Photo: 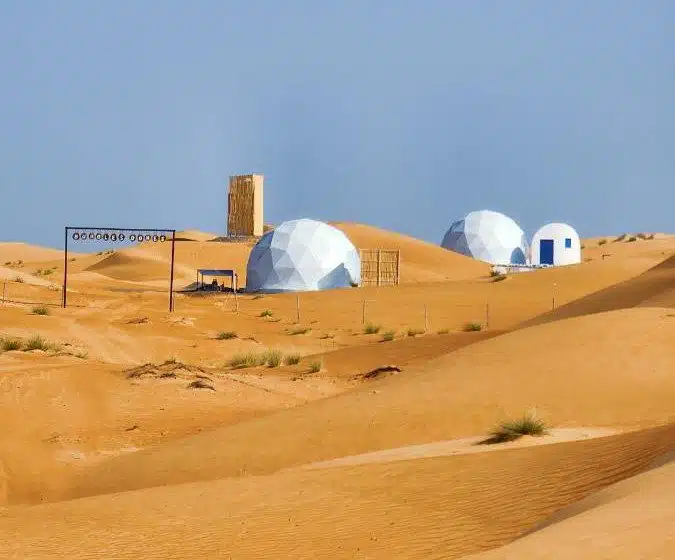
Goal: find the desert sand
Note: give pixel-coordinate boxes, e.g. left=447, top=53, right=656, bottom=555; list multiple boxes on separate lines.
left=1, top=225, right=674, bottom=558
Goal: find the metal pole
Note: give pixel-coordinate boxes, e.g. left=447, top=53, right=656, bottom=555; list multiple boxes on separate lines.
left=168, top=230, right=176, bottom=312
left=62, top=227, right=69, bottom=308
left=2, top=281, right=5, bottom=304
left=296, top=294, right=300, bottom=323
left=485, top=303, right=490, bottom=329
left=424, top=304, right=428, bottom=331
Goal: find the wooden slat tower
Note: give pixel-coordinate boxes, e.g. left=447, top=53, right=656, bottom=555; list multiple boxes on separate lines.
left=227, top=174, right=264, bottom=238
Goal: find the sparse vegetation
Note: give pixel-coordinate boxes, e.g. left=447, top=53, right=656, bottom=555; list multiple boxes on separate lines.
left=598, top=239, right=607, bottom=245
left=127, top=316, right=149, bottom=324
left=363, top=322, right=381, bottom=335
left=308, top=360, right=322, bottom=373
left=24, top=334, right=52, bottom=352
left=319, top=333, right=335, bottom=339
left=259, top=309, right=273, bottom=318
left=381, top=330, right=396, bottom=341
left=480, top=410, right=548, bottom=444
left=436, top=328, right=450, bottom=335
left=31, top=305, right=50, bottom=316
left=464, top=322, right=483, bottom=332
left=284, top=353, right=301, bottom=365
left=227, top=348, right=284, bottom=369
left=14, top=275, right=24, bottom=283
left=216, top=331, right=237, bottom=340
left=627, top=236, right=637, bottom=242
left=613, top=233, right=627, bottom=242
left=492, top=274, right=507, bottom=283
left=407, top=328, right=424, bottom=337
left=265, top=349, right=283, bottom=367
left=1, top=337, right=22, bottom=351
left=288, top=326, right=311, bottom=335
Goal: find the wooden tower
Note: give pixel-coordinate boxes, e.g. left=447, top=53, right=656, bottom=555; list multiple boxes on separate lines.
left=227, top=174, right=264, bottom=238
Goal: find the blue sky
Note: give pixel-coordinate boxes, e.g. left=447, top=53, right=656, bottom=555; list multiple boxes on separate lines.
left=1, top=0, right=673, bottom=249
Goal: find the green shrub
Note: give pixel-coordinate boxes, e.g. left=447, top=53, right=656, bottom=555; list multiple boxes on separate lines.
left=284, top=353, right=301, bottom=365
left=598, top=239, right=607, bottom=245
left=216, top=331, right=237, bottom=340
left=363, top=322, right=381, bottom=334
left=407, top=328, right=424, bottom=337
left=31, top=306, right=50, bottom=316
left=308, top=360, right=322, bottom=373
left=481, top=411, right=548, bottom=444
left=1, top=338, right=22, bottom=352
left=381, top=330, right=396, bottom=341
left=23, top=335, right=51, bottom=352
left=628, top=236, right=637, bottom=242
left=464, top=322, right=482, bottom=332
left=260, top=309, right=273, bottom=318
left=264, top=349, right=283, bottom=368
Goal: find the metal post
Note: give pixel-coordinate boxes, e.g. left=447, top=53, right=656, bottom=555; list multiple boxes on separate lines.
left=169, top=230, right=176, bottom=312
left=296, top=294, right=300, bottom=323
left=62, top=227, right=69, bottom=308
left=2, top=281, right=5, bottom=304
left=424, top=304, right=428, bottom=332
left=485, top=303, right=490, bottom=329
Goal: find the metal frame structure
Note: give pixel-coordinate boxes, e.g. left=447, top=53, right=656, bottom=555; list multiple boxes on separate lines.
left=196, top=269, right=238, bottom=291
left=62, top=226, right=177, bottom=312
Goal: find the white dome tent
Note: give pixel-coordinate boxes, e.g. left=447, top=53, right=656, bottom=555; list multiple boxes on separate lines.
left=441, top=210, right=530, bottom=266
left=245, top=218, right=361, bottom=292
left=531, top=223, right=581, bottom=266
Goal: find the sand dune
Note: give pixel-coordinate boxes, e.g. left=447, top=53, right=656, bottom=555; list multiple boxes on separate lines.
left=520, top=253, right=675, bottom=328
left=64, top=306, right=675, bottom=499
left=0, top=424, right=672, bottom=559
left=467, top=452, right=675, bottom=559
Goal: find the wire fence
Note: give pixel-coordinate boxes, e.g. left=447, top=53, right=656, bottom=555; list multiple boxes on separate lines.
left=1, top=279, right=560, bottom=333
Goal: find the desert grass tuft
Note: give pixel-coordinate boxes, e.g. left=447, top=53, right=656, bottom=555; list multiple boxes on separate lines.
left=1, top=337, right=22, bottom=352
left=308, top=360, right=323, bottom=373
left=464, top=322, right=482, bottom=332
left=23, top=334, right=52, bottom=352
left=31, top=305, right=50, bottom=316
left=284, top=353, right=302, bottom=365
left=363, top=322, right=381, bottom=335
left=216, top=330, right=237, bottom=340
left=480, top=411, right=548, bottom=445
left=381, top=330, right=396, bottom=342
left=259, top=309, right=273, bottom=318
left=407, top=328, right=424, bottom=337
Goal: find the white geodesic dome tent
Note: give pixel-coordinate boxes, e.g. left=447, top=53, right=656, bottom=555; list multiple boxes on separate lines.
left=245, top=218, right=361, bottom=292
left=441, top=210, right=530, bottom=265
left=531, top=223, right=581, bottom=266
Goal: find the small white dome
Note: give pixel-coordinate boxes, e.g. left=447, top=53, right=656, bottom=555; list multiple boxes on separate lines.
left=531, top=223, right=581, bottom=266
left=246, top=219, right=361, bottom=292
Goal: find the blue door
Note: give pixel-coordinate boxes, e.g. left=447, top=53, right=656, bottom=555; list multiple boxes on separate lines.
left=539, top=239, right=554, bottom=265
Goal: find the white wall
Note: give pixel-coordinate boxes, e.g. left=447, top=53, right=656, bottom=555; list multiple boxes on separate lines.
left=531, top=223, right=581, bottom=266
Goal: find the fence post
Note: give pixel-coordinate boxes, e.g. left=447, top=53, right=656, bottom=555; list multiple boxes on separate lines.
left=424, top=304, right=428, bottom=332
left=296, top=294, right=300, bottom=323
left=2, top=281, right=5, bottom=304
left=485, top=303, right=490, bottom=329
